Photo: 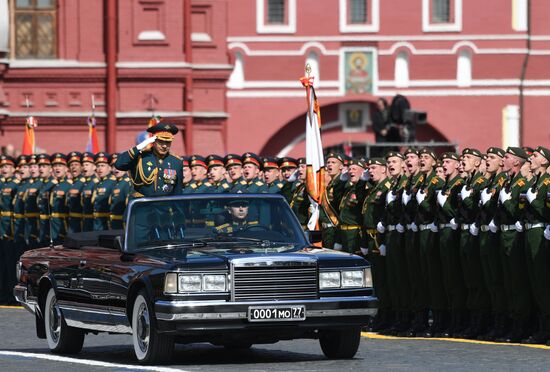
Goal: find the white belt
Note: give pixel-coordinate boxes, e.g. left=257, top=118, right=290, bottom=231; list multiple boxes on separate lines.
left=321, top=222, right=335, bottom=229
left=461, top=223, right=470, bottom=231
left=525, top=223, right=544, bottom=230
left=419, top=224, right=434, bottom=231
left=387, top=225, right=397, bottom=232
left=439, top=223, right=453, bottom=229
left=501, top=224, right=518, bottom=232
left=480, top=225, right=492, bottom=232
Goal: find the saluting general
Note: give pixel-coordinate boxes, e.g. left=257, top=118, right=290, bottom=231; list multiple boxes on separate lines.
left=115, top=123, right=183, bottom=198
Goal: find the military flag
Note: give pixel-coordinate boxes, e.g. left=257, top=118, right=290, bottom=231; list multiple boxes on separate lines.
left=86, top=95, right=99, bottom=153
left=300, top=65, right=326, bottom=231
left=22, top=115, right=37, bottom=155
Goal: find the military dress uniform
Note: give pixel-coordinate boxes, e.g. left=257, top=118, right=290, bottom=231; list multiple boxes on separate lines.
left=278, top=157, right=298, bottom=203
left=92, top=153, right=118, bottom=231
left=114, top=123, right=183, bottom=198
left=0, top=155, right=18, bottom=303
left=206, top=155, right=231, bottom=193
left=24, top=169, right=43, bottom=249
left=109, top=155, right=131, bottom=230
left=66, top=152, right=84, bottom=233
left=263, top=157, right=285, bottom=194
left=81, top=152, right=98, bottom=232
left=183, top=156, right=213, bottom=194
left=49, top=153, right=73, bottom=244
left=12, top=156, right=31, bottom=254
left=319, top=153, right=346, bottom=249
left=242, top=153, right=268, bottom=193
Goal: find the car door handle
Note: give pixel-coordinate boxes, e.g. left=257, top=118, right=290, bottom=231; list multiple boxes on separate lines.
left=79, top=260, right=87, bottom=267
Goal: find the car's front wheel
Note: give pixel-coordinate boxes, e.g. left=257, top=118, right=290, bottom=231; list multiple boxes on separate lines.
left=132, top=290, right=174, bottom=364
left=319, top=327, right=361, bottom=359
left=44, top=288, right=85, bottom=354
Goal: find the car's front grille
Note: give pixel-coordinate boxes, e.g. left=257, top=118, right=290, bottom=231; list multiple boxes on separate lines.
left=232, top=261, right=318, bottom=301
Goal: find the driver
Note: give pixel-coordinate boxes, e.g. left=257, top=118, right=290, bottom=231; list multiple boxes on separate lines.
left=214, top=200, right=259, bottom=234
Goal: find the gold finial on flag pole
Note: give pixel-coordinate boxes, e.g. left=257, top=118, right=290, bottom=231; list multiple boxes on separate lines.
left=305, top=63, right=311, bottom=77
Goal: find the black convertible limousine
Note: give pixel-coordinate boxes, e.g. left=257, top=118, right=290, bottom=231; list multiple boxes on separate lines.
left=14, top=194, right=378, bottom=364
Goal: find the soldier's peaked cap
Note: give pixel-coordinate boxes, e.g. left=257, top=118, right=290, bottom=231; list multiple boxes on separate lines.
left=206, top=154, right=225, bottom=169
left=486, top=147, right=505, bottom=158
left=17, top=155, right=30, bottom=166
left=190, top=155, right=207, bottom=168
left=462, top=148, right=483, bottom=158
left=68, top=151, right=82, bottom=164
left=147, top=123, right=178, bottom=142
left=0, top=155, right=16, bottom=166
left=348, top=158, right=367, bottom=168
left=82, top=152, right=95, bottom=163
left=369, top=158, right=387, bottom=166
left=325, top=152, right=344, bottom=163
left=37, top=154, right=51, bottom=165
left=535, top=146, right=550, bottom=162
left=385, top=151, right=404, bottom=160
left=50, top=153, right=68, bottom=165
left=262, top=157, right=279, bottom=169
left=506, top=147, right=529, bottom=160
left=94, top=152, right=110, bottom=164
left=224, top=154, right=243, bottom=167
left=419, top=147, right=438, bottom=161
left=441, top=152, right=460, bottom=161
left=278, top=157, right=297, bottom=169
left=242, top=153, right=261, bottom=167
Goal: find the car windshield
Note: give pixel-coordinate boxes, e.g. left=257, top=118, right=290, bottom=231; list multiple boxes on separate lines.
left=125, top=195, right=308, bottom=253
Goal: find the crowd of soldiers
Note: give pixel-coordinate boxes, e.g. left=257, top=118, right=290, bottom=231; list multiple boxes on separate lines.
left=1, top=122, right=549, bottom=346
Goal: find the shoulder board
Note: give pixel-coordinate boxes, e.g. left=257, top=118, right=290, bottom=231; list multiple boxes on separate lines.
left=222, top=183, right=229, bottom=189
left=215, top=223, right=229, bottom=230
left=419, top=175, right=425, bottom=184
left=401, top=180, right=407, bottom=188
left=93, top=178, right=99, bottom=183
left=384, top=181, right=392, bottom=189
left=277, top=182, right=284, bottom=189
left=517, top=180, right=525, bottom=187
left=248, top=220, right=259, bottom=225
left=255, top=181, right=264, bottom=186
left=476, top=177, right=485, bottom=184
left=240, top=180, right=247, bottom=185
left=80, top=177, right=86, bottom=182
left=498, top=177, right=505, bottom=187
left=431, top=178, right=438, bottom=185
left=172, top=154, right=182, bottom=161
left=204, top=182, right=212, bottom=187
left=67, top=179, right=73, bottom=184
left=14, top=179, right=20, bottom=184
left=544, top=179, right=550, bottom=186
left=191, top=183, right=197, bottom=189
left=52, top=179, right=58, bottom=184
left=110, top=175, right=117, bottom=181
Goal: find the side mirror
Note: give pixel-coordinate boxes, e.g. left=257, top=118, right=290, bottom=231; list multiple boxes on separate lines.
left=305, top=230, right=323, bottom=245
left=114, top=235, right=124, bottom=252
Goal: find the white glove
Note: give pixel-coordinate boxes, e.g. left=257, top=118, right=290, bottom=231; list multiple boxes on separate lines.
left=410, top=222, right=418, bottom=232
left=437, top=190, right=448, bottom=207
left=460, top=185, right=472, bottom=200
left=514, top=221, right=524, bottom=232
left=544, top=225, right=550, bottom=240
left=450, top=218, right=458, bottom=230
left=287, top=169, right=298, bottom=182
left=136, top=135, right=157, bottom=151
left=396, top=223, right=405, bottom=233
left=526, top=188, right=537, bottom=203
left=360, top=169, right=370, bottom=181
left=469, top=223, right=479, bottom=236
left=402, top=191, right=412, bottom=205
left=376, top=221, right=386, bottom=234
left=416, top=190, right=426, bottom=205
left=339, top=169, right=349, bottom=182
left=379, top=244, right=386, bottom=256
left=488, top=219, right=498, bottom=233
left=360, top=247, right=369, bottom=255
left=386, top=191, right=396, bottom=205
left=480, top=188, right=492, bottom=205
left=333, top=242, right=343, bottom=251
left=499, top=189, right=512, bottom=204
left=428, top=222, right=438, bottom=233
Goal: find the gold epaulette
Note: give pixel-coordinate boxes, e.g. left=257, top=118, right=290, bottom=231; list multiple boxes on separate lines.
left=215, top=223, right=230, bottom=231
left=191, top=183, right=197, bottom=189
left=240, top=180, right=247, bottom=185
left=52, top=179, right=58, bottom=184
left=222, top=183, right=229, bottom=189
left=110, top=175, right=117, bottom=181
left=80, top=177, right=86, bottom=182
left=277, top=182, right=284, bottom=189
left=385, top=181, right=392, bottom=188
left=93, top=178, right=99, bottom=183
left=14, top=179, right=20, bottom=184
left=205, top=182, right=212, bottom=187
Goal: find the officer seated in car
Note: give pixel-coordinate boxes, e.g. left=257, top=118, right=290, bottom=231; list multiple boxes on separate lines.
left=214, top=199, right=259, bottom=234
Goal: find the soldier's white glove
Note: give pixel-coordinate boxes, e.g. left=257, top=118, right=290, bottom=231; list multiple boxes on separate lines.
left=360, top=169, right=370, bottom=181
left=460, top=185, right=472, bottom=200
left=488, top=219, right=498, bottom=233
left=428, top=222, right=438, bottom=233
left=339, top=169, right=349, bottom=182
left=360, top=247, right=369, bottom=255
left=333, top=242, right=343, bottom=251
left=480, top=188, right=492, bottom=205
left=544, top=225, right=550, bottom=240
left=526, top=188, right=537, bottom=203
left=386, top=191, right=397, bottom=205
left=379, top=244, right=386, bottom=256
left=376, top=222, right=386, bottom=234
left=514, top=221, right=524, bottom=232
left=416, top=190, right=426, bottom=205
left=499, top=189, right=512, bottom=204
left=396, top=223, right=405, bottom=233
left=469, top=223, right=479, bottom=236
left=136, top=135, right=157, bottom=151
left=437, top=190, right=448, bottom=207
left=402, top=191, right=412, bottom=205
left=287, top=169, right=299, bottom=182
left=410, top=222, right=418, bottom=232
left=450, top=218, right=458, bottom=230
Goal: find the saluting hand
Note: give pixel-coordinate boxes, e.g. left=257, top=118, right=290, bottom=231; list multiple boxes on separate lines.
left=137, top=135, right=157, bottom=151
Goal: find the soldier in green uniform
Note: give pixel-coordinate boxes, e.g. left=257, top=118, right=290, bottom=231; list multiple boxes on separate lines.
left=24, top=155, right=42, bottom=249
left=379, top=151, right=410, bottom=335
left=241, top=153, right=268, bottom=193
left=263, top=157, right=285, bottom=194
left=214, top=199, right=259, bottom=234
left=109, top=154, right=131, bottom=230
left=114, top=123, right=183, bottom=198
left=474, top=147, right=508, bottom=341
left=206, top=155, right=231, bottom=193
left=224, top=154, right=246, bottom=192
left=289, top=158, right=310, bottom=229
left=456, top=148, right=490, bottom=338
left=495, top=147, right=532, bottom=343
left=335, top=158, right=368, bottom=254
left=92, top=152, right=117, bottom=231
left=436, top=152, right=466, bottom=337
left=181, top=157, right=192, bottom=191
left=49, top=153, right=73, bottom=244
left=0, top=155, right=18, bottom=304
left=522, top=147, right=550, bottom=344
left=37, top=154, right=56, bottom=246
left=183, top=155, right=213, bottom=194
left=278, top=157, right=298, bottom=203
left=81, top=152, right=98, bottom=232
left=66, top=152, right=84, bottom=233
left=401, top=148, right=427, bottom=336
left=12, top=156, right=31, bottom=257
left=361, top=158, right=392, bottom=331
left=319, top=153, right=346, bottom=249
left=416, top=148, right=446, bottom=337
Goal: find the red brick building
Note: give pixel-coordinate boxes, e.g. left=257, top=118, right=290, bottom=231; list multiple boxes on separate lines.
left=1, top=0, right=549, bottom=156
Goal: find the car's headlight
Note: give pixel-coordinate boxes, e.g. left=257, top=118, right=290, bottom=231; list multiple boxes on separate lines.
left=203, top=274, right=226, bottom=292
left=164, top=273, right=178, bottom=294
left=179, top=274, right=202, bottom=292
left=341, top=270, right=364, bottom=288
left=319, top=271, right=341, bottom=289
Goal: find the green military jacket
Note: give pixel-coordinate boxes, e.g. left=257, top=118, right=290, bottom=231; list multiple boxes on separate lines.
left=182, top=180, right=213, bottom=194
left=1, top=177, right=20, bottom=240
left=401, top=172, right=425, bottom=226
left=50, top=178, right=72, bottom=243
left=92, top=175, right=117, bottom=231
left=214, top=219, right=259, bottom=234
left=229, top=177, right=248, bottom=193
left=436, top=174, right=465, bottom=224
left=81, top=175, right=98, bottom=232
left=244, top=177, right=268, bottom=193
left=524, top=173, right=549, bottom=224
left=361, top=177, right=392, bottom=251
left=290, top=182, right=310, bottom=227
left=38, top=177, right=56, bottom=244
left=109, top=175, right=132, bottom=229
left=115, top=147, right=183, bottom=197
left=210, top=179, right=231, bottom=193
left=66, top=176, right=85, bottom=234
left=417, top=170, right=444, bottom=225
left=476, top=171, right=507, bottom=226
left=319, top=175, right=346, bottom=226
left=24, top=177, right=42, bottom=243
left=338, top=180, right=369, bottom=226
left=385, top=174, right=408, bottom=226
left=266, top=180, right=285, bottom=194
left=12, top=178, right=31, bottom=243
left=497, top=172, right=528, bottom=226
left=457, top=171, right=489, bottom=224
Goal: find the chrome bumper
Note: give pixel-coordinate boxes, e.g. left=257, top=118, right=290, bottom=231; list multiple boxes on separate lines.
left=14, top=284, right=39, bottom=315
left=155, top=296, right=378, bottom=321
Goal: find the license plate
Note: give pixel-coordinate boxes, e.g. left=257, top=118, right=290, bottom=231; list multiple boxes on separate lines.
left=248, top=305, right=306, bottom=322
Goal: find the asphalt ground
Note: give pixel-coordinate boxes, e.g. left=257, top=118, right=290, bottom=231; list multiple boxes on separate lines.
left=0, top=306, right=549, bottom=371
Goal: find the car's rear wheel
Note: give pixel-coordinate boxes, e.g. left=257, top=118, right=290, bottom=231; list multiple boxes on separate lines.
left=132, top=290, right=174, bottom=364
left=319, top=327, right=361, bottom=359
left=44, top=288, right=85, bottom=354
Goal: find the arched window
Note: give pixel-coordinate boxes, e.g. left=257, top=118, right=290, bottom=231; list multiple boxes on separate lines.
left=306, top=51, right=320, bottom=84
left=395, top=52, right=409, bottom=88
left=457, top=50, right=472, bottom=87
left=228, top=52, right=244, bottom=89
left=13, top=0, right=57, bottom=59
